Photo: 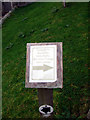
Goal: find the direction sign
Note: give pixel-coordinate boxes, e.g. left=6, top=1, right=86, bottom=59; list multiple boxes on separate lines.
left=30, top=45, right=57, bottom=82
left=25, top=42, right=63, bottom=88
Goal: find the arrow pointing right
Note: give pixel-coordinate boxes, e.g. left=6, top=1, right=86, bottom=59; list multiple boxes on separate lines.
left=33, top=64, right=53, bottom=72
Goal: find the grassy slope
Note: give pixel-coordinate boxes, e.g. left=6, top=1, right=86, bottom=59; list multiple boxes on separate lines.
left=2, top=2, right=88, bottom=119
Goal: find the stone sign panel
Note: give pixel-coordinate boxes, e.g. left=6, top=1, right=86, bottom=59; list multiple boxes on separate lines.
left=25, top=42, right=63, bottom=88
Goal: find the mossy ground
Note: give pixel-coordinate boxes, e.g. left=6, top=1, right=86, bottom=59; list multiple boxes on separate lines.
left=2, top=2, right=89, bottom=119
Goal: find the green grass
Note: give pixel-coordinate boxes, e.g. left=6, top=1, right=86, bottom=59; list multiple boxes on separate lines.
left=2, top=2, right=89, bottom=119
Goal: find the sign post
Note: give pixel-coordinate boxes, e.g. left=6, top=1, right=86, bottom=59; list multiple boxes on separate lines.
left=38, top=88, right=53, bottom=117
left=25, top=42, right=63, bottom=118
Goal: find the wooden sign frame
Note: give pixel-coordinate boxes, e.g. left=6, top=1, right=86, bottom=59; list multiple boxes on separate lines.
left=25, top=42, right=63, bottom=88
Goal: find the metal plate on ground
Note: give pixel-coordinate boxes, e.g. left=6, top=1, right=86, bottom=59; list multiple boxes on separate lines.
left=30, top=45, right=57, bottom=83
left=39, top=104, right=53, bottom=117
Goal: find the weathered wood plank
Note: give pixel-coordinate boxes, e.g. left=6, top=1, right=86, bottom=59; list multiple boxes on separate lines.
left=38, top=88, right=53, bottom=118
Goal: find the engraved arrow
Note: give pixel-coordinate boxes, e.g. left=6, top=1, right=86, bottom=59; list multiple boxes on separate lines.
left=32, top=64, right=53, bottom=72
